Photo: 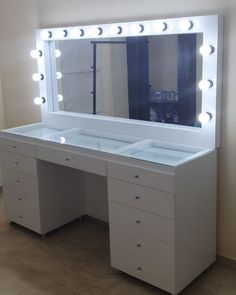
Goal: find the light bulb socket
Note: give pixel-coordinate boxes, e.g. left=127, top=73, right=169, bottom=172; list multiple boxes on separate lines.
left=117, top=26, right=122, bottom=34
left=98, top=27, right=103, bottom=35
left=139, top=24, right=144, bottom=33
left=80, top=29, right=84, bottom=37
left=63, top=30, right=68, bottom=37
left=41, top=97, right=46, bottom=104
left=48, top=31, right=52, bottom=38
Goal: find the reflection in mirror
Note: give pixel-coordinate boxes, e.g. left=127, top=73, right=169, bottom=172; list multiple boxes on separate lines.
left=54, top=33, right=203, bottom=127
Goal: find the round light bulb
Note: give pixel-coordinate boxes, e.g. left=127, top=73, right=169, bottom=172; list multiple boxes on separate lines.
left=55, top=49, right=61, bottom=58
left=32, top=73, right=44, bottom=82
left=109, top=25, right=122, bottom=35
left=30, top=50, right=42, bottom=59
left=199, top=44, right=215, bottom=56
left=198, top=112, right=212, bottom=124
left=89, top=27, right=100, bottom=37
left=58, top=94, right=63, bottom=102
left=60, top=137, right=66, bottom=144
left=56, top=72, right=63, bottom=80
left=40, top=30, right=52, bottom=40
left=179, top=19, right=193, bottom=31
left=34, top=97, right=45, bottom=105
left=199, top=79, right=213, bottom=91
left=153, top=21, right=167, bottom=32
left=131, top=23, right=144, bottom=35
left=54, top=29, right=68, bottom=39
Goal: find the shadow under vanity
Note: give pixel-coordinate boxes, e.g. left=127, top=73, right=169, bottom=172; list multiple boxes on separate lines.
left=0, top=14, right=222, bottom=295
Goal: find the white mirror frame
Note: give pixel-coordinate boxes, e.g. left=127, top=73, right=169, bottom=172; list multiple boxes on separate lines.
left=33, top=15, right=223, bottom=149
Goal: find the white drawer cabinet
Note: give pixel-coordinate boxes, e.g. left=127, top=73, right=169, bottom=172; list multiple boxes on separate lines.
left=0, top=137, right=36, bottom=157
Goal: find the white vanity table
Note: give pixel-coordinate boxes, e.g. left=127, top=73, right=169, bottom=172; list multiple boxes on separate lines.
left=0, top=14, right=222, bottom=295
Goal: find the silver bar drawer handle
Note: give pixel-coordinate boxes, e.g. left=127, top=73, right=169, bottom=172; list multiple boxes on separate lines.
left=136, top=244, right=142, bottom=248
left=134, top=174, right=140, bottom=179
left=137, top=267, right=142, bottom=271
left=136, top=220, right=141, bottom=224
left=135, top=196, right=140, bottom=200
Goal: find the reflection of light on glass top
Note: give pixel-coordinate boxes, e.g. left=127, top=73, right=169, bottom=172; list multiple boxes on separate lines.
left=5, top=123, right=65, bottom=140
left=121, top=141, right=202, bottom=166
left=46, top=129, right=140, bottom=153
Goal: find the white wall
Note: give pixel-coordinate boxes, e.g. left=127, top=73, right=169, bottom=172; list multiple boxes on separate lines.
left=0, top=77, right=5, bottom=185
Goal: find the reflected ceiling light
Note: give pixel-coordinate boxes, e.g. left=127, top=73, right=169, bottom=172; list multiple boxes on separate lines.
left=58, top=94, right=64, bottom=102
left=40, top=30, right=52, bottom=40
left=198, top=112, right=212, bottom=124
left=32, top=73, right=44, bottom=82
left=199, top=44, right=215, bottom=56
left=153, top=21, right=167, bottom=32
left=33, top=97, right=46, bottom=105
left=60, top=137, right=66, bottom=144
left=131, top=23, right=144, bottom=35
left=109, top=25, right=122, bottom=35
left=199, top=79, right=213, bottom=91
left=30, top=50, right=43, bottom=59
left=55, top=49, right=61, bottom=58
left=56, top=72, right=63, bottom=79
left=179, top=19, right=193, bottom=31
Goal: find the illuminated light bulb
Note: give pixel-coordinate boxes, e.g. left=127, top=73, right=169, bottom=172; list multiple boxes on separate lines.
left=199, top=79, right=213, bottom=91
left=55, top=49, right=61, bottom=58
left=53, top=29, right=68, bottom=39
left=40, top=30, right=52, bottom=39
left=109, top=25, right=122, bottom=35
left=131, top=23, right=144, bottom=35
left=30, top=50, right=43, bottom=59
left=89, top=27, right=101, bottom=37
left=58, top=94, right=63, bottom=102
left=198, top=112, right=212, bottom=124
left=153, top=21, right=167, bottom=32
left=33, top=97, right=46, bottom=105
left=56, top=72, right=63, bottom=80
left=32, top=73, right=44, bottom=82
left=199, top=44, right=215, bottom=56
left=179, top=19, right=193, bottom=31
left=60, top=137, right=66, bottom=144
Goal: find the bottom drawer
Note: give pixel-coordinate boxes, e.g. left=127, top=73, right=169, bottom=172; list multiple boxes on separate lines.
left=111, top=246, right=175, bottom=294
left=5, top=206, right=41, bottom=234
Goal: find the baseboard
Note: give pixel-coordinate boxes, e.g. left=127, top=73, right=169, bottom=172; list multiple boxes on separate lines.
left=217, top=255, right=236, bottom=271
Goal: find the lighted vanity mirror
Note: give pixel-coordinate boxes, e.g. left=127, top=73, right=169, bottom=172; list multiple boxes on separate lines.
left=53, top=34, right=203, bottom=127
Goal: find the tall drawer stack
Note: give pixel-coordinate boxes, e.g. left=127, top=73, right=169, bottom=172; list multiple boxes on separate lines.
left=0, top=138, right=41, bottom=233
left=108, top=161, right=176, bottom=293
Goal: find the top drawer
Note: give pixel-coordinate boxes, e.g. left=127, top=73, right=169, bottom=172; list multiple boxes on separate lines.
left=37, top=145, right=106, bottom=176
left=0, top=137, right=36, bottom=157
left=108, top=162, right=175, bottom=193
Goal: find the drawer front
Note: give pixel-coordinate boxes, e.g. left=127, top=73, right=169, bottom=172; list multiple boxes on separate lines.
left=3, top=186, right=40, bottom=215
left=108, top=179, right=175, bottom=219
left=108, top=162, right=175, bottom=193
left=0, top=137, right=36, bottom=157
left=109, top=201, right=175, bottom=244
left=0, top=150, right=37, bottom=176
left=5, top=205, right=41, bottom=234
left=110, top=223, right=174, bottom=264
left=111, top=246, right=175, bottom=294
left=37, top=146, right=106, bottom=176
left=2, top=169, right=38, bottom=196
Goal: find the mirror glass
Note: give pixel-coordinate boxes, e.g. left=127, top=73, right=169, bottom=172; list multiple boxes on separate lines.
left=53, top=33, right=203, bottom=127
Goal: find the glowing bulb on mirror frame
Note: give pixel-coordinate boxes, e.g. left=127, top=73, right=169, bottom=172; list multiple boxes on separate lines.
left=32, top=73, right=44, bottom=82
left=179, top=19, right=193, bottom=31
left=198, top=112, right=212, bottom=124
left=30, top=50, right=43, bottom=59
left=130, top=23, right=144, bottom=35
left=153, top=21, right=167, bottom=33
left=58, top=94, right=64, bottom=102
left=40, top=30, right=52, bottom=40
left=109, top=25, right=122, bottom=35
left=199, top=44, right=215, bottom=56
left=199, top=79, right=213, bottom=91
left=53, top=29, right=68, bottom=39
left=33, top=97, right=46, bottom=105
left=55, top=49, right=61, bottom=58
left=89, top=27, right=102, bottom=37
left=60, top=137, right=66, bottom=144
left=56, top=72, right=63, bottom=80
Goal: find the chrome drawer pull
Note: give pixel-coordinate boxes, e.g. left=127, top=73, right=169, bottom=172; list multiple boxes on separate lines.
left=16, top=180, right=20, bottom=184
left=135, top=196, right=140, bottom=200
left=18, top=216, right=23, bottom=220
left=134, top=174, right=140, bottom=179
left=18, top=198, right=22, bottom=201
left=137, top=267, right=142, bottom=271
left=13, top=145, right=17, bottom=149
left=14, top=162, right=19, bottom=166
left=136, top=244, right=142, bottom=248
left=65, top=158, right=70, bottom=162
left=136, top=220, right=141, bottom=224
